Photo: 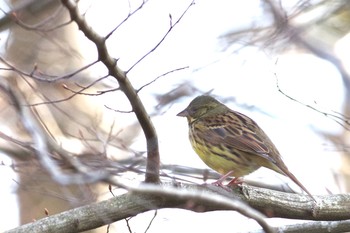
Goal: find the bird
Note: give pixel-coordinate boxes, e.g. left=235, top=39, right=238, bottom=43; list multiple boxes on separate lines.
left=177, top=95, right=316, bottom=201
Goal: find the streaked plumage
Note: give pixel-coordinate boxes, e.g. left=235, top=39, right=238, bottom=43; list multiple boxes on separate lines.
left=177, top=95, right=315, bottom=201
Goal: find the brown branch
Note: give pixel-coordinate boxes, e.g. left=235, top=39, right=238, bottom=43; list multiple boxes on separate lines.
left=61, top=0, right=160, bottom=183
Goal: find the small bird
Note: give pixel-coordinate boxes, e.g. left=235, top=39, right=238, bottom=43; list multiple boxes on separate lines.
left=177, top=95, right=315, bottom=201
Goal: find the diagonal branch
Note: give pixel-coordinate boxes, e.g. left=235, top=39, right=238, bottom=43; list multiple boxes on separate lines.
left=0, top=80, right=109, bottom=184
left=126, top=1, right=195, bottom=74
left=61, top=0, right=160, bottom=183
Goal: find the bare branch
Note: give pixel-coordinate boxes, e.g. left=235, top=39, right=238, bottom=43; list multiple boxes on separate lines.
left=105, top=0, right=147, bottom=40
left=275, top=74, right=350, bottom=130
left=0, top=57, right=99, bottom=82
left=104, top=105, right=133, bottom=114
left=4, top=4, right=72, bottom=32
left=137, top=66, right=189, bottom=93
left=0, top=81, right=110, bottom=184
left=0, top=0, right=58, bottom=32
left=144, top=210, right=157, bottom=233
left=5, top=176, right=350, bottom=233
left=5, top=183, right=276, bottom=233
left=61, top=75, right=110, bottom=96
left=61, top=0, right=160, bottom=183
left=126, top=0, right=195, bottom=73
left=252, top=220, right=350, bottom=233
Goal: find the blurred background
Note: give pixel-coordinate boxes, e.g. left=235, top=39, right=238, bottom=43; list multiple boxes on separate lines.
left=0, top=0, right=349, bottom=232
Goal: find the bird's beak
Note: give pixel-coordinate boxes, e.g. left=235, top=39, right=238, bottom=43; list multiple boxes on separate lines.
left=176, top=108, right=188, bottom=117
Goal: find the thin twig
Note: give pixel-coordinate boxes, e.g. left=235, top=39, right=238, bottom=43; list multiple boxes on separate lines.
left=275, top=74, right=350, bottom=130
left=0, top=81, right=110, bottom=185
left=126, top=0, right=195, bottom=73
left=5, top=4, right=72, bottom=32
left=144, top=210, right=157, bottom=233
left=105, top=0, right=147, bottom=40
left=0, top=57, right=99, bottom=82
left=137, top=66, right=189, bottom=93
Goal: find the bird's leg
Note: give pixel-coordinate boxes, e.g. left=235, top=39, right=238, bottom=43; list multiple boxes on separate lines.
left=211, top=171, right=234, bottom=187
left=227, top=177, right=243, bottom=187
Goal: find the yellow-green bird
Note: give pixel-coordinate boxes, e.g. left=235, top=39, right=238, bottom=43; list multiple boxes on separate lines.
left=177, top=95, right=315, bottom=201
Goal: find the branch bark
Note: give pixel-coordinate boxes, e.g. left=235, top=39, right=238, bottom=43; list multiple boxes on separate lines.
left=5, top=183, right=350, bottom=233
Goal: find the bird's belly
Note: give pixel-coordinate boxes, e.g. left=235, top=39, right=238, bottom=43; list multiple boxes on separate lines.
left=190, top=136, right=260, bottom=177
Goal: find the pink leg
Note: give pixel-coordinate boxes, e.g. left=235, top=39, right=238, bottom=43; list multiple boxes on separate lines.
left=211, top=171, right=234, bottom=187
left=227, top=177, right=243, bottom=186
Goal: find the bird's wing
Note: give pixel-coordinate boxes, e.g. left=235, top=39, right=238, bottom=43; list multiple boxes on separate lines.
left=197, top=111, right=277, bottom=164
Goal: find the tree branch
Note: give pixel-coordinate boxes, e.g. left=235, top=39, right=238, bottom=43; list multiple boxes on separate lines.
left=252, top=219, right=350, bottom=233
left=0, top=81, right=110, bottom=184
left=61, top=0, right=160, bottom=183
left=5, top=183, right=275, bottom=233
left=5, top=183, right=350, bottom=233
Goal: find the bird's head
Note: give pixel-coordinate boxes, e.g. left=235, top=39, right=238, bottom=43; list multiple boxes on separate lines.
left=177, top=95, right=225, bottom=122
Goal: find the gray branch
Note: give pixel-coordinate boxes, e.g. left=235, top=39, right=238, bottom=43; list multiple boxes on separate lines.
left=5, top=182, right=350, bottom=233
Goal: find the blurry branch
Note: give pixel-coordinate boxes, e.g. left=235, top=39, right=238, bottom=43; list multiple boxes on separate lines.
left=60, top=0, right=161, bottom=183
left=0, top=131, right=33, bottom=162
left=223, top=1, right=350, bottom=90
left=0, top=57, right=99, bottom=83
left=154, top=82, right=200, bottom=111
left=223, top=0, right=347, bottom=48
left=275, top=75, right=350, bottom=131
left=262, top=0, right=350, bottom=90
left=6, top=182, right=350, bottom=233
left=222, top=0, right=350, bottom=132
left=0, top=80, right=110, bottom=184
left=5, top=3, right=69, bottom=32
left=0, top=0, right=57, bottom=32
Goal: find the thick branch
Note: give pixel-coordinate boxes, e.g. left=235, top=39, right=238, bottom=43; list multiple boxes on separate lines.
left=5, top=183, right=273, bottom=233
left=5, top=183, right=350, bottom=233
left=240, top=185, right=350, bottom=220
left=254, top=220, right=350, bottom=233
left=61, top=0, right=159, bottom=183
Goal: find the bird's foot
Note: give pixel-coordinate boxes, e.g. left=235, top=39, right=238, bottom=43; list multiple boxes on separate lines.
left=209, top=171, right=241, bottom=190
left=227, top=177, right=244, bottom=187
left=212, top=171, right=234, bottom=186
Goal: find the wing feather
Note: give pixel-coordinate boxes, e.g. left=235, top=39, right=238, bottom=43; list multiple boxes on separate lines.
left=195, top=110, right=277, bottom=164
